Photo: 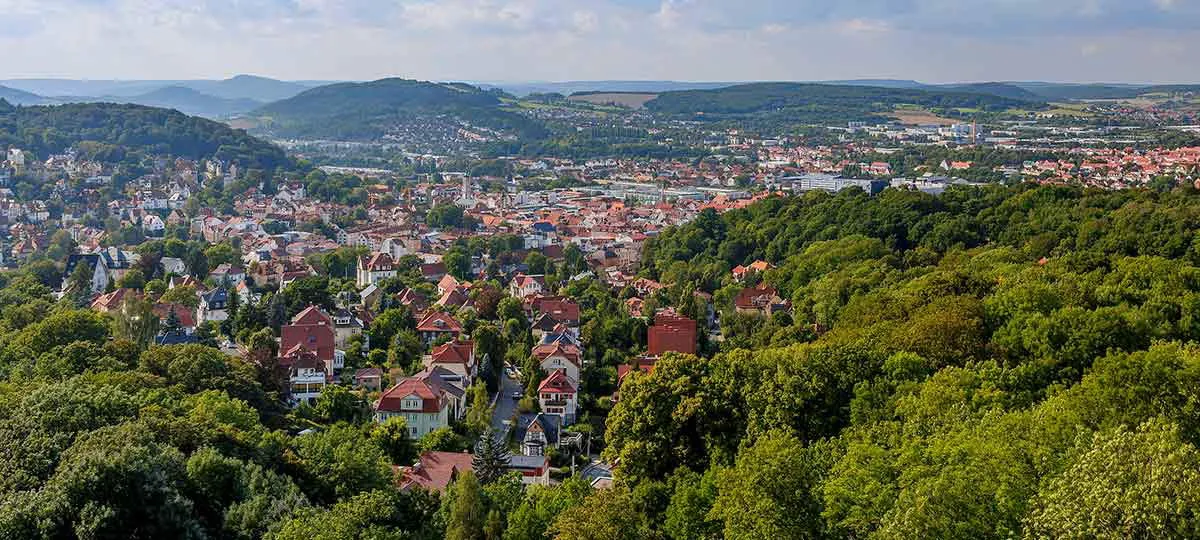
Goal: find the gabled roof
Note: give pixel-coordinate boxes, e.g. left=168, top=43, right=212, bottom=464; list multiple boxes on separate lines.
left=430, top=340, right=475, bottom=367
left=377, top=376, right=443, bottom=413
left=416, top=311, right=463, bottom=333
left=531, top=340, right=582, bottom=366
left=538, top=369, right=577, bottom=394
left=291, top=305, right=332, bottom=326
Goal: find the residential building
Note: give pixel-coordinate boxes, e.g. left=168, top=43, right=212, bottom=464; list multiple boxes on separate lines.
left=537, top=369, right=578, bottom=425
left=357, top=252, right=398, bottom=288
left=416, top=311, right=463, bottom=346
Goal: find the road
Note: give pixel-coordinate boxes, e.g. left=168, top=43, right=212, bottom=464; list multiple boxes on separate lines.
left=491, top=368, right=522, bottom=438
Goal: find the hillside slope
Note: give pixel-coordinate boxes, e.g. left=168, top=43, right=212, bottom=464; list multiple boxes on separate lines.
left=253, top=78, right=548, bottom=141
left=0, top=100, right=289, bottom=169
left=644, top=82, right=1041, bottom=124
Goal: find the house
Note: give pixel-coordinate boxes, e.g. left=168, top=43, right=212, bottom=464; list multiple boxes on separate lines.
left=530, top=296, right=581, bottom=327
left=197, top=287, right=231, bottom=323
left=153, top=302, right=197, bottom=331
left=420, top=263, right=447, bottom=283
left=209, top=263, right=246, bottom=286
left=531, top=340, right=583, bottom=384
left=397, top=451, right=550, bottom=491
left=160, top=257, right=187, bottom=276
left=396, top=288, right=429, bottom=313
left=733, top=284, right=792, bottom=316
left=63, top=253, right=108, bottom=294
left=647, top=311, right=697, bottom=356
left=731, top=260, right=771, bottom=282
left=357, top=252, right=398, bottom=288
left=509, top=273, right=546, bottom=299
left=353, top=367, right=384, bottom=392
left=436, top=286, right=473, bottom=311
left=423, top=339, right=477, bottom=386
left=375, top=367, right=465, bottom=436
left=280, top=345, right=328, bottom=407
left=416, top=311, right=463, bottom=346
left=280, top=306, right=341, bottom=374
left=359, top=283, right=382, bottom=308
left=142, top=214, right=165, bottom=235
left=537, top=369, right=578, bottom=425
left=331, top=308, right=365, bottom=349
left=90, top=288, right=138, bottom=313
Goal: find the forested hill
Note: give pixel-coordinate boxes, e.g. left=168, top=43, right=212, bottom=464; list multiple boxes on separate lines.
left=252, top=78, right=549, bottom=141
left=610, top=183, right=1200, bottom=538
left=643, top=82, right=1042, bottom=123
left=0, top=100, right=290, bottom=170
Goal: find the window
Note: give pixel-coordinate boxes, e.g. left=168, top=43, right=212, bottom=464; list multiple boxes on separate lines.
left=410, top=427, right=417, bottom=437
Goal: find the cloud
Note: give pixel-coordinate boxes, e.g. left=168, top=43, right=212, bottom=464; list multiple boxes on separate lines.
left=0, top=0, right=1199, bottom=83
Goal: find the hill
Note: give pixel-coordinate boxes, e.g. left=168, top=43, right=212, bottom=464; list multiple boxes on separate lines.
left=490, top=80, right=734, bottom=97
left=643, top=82, right=1041, bottom=124
left=0, top=100, right=290, bottom=170
left=119, top=86, right=263, bottom=118
left=184, top=75, right=309, bottom=102
left=936, top=82, right=1043, bottom=101
left=252, top=78, right=548, bottom=141
left=0, top=85, right=50, bottom=106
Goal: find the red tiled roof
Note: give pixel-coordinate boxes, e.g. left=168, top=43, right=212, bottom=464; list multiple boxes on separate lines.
left=377, top=376, right=444, bottom=413
left=538, top=369, right=577, bottom=394
left=153, top=303, right=196, bottom=328
left=398, top=451, right=474, bottom=491
left=531, top=341, right=582, bottom=366
left=647, top=312, right=697, bottom=356
left=417, top=311, right=463, bottom=333
left=431, top=340, right=474, bottom=366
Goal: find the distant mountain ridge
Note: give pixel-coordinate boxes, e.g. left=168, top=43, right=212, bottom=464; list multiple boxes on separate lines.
left=1, top=75, right=311, bottom=103
left=0, top=85, right=50, bottom=106
left=115, top=86, right=263, bottom=117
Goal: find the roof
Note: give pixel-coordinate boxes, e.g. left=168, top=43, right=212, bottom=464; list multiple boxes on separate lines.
left=399, top=451, right=474, bottom=492
left=531, top=341, right=582, bottom=366
left=354, top=367, right=383, bottom=380
left=647, top=312, right=697, bottom=356
left=291, top=305, right=332, bottom=326
left=360, top=252, right=395, bottom=272
left=416, top=311, right=463, bottom=333
left=153, top=303, right=196, bottom=328
left=538, top=369, right=577, bottom=394
left=430, top=340, right=474, bottom=367
left=377, top=373, right=447, bottom=413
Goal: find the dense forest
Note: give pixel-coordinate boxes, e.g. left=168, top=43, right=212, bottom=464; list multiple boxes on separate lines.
left=0, top=100, right=291, bottom=170
left=644, top=83, right=1044, bottom=124
left=9, top=183, right=1200, bottom=538
left=252, top=78, right=549, bottom=142
left=623, top=183, right=1200, bottom=538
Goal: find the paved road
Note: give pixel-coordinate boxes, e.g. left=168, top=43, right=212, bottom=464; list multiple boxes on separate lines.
left=491, top=368, right=522, bottom=437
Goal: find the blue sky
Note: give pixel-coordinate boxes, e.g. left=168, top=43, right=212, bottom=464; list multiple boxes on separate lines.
left=1, top=0, right=1198, bottom=82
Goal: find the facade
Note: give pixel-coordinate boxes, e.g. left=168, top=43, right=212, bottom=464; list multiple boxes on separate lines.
left=375, top=367, right=465, bottom=437
left=280, top=306, right=341, bottom=374
left=357, top=252, right=398, bottom=288
left=197, top=287, right=231, bottom=323
left=416, top=311, right=463, bottom=346
left=509, top=273, right=546, bottom=299
left=537, top=369, right=578, bottom=425
left=531, top=341, right=583, bottom=384
left=647, top=312, right=698, bottom=356
left=281, top=346, right=328, bottom=407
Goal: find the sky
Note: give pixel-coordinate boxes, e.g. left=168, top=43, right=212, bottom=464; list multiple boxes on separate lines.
left=0, top=0, right=1198, bottom=83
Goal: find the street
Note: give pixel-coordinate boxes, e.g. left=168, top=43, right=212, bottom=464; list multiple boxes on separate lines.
left=491, top=367, right=522, bottom=438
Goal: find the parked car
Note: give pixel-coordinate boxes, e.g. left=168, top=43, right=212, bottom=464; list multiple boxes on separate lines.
left=512, top=391, right=523, bottom=400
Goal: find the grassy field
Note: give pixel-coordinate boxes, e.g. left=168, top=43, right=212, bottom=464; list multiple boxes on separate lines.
left=888, top=107, right=957, bottom=126
left=568, top=93, right=659, bottom=109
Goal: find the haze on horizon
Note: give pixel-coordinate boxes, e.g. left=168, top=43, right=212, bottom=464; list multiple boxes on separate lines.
left=2, top=0, right=1198, bottom=84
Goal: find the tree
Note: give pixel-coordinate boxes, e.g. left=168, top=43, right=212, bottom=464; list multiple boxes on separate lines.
left=372, top=416, right=416, bottom=465
left=472, top=427, right=511, bottom=485
left=66, top=262, right=95, bottom=305
left=314, top=385, right=366, bottom=423
left=504, top=477, right=592, bottom=540
left=118, top=267, right=147, bottom=289
left=291, top=423, right=392, bottom=504
left=548, top=485, right=645, bottom=540
left=465, top=384, right=492, bottom=437
left=1025, top=420, right=1200, bottom=539
left=445, top=471, right=486, bottom=540
left=664, top=468, right=721, bottom=540
left=112, top=294, right=160, bottom=349
left=445, top=248, right=472, bottom=281
left=711, top=430, right=840, bottom=540
left=387, top=424, right=447, bottom=454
